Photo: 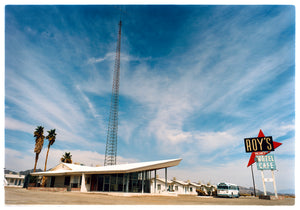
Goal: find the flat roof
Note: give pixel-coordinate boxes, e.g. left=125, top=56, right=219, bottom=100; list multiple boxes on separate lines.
left=5, top=174, right=25, bottom=179
left=31, top=158, right=182, bottom=176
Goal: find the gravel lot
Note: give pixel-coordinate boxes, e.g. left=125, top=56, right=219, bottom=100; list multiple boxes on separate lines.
left=5, top=187, right=295, bottom=205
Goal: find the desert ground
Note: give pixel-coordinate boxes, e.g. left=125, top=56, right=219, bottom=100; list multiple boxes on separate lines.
left=5, top=187, right=294, bottom=205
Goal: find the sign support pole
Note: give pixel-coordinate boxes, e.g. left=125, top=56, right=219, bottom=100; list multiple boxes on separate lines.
left=250, top=164, right=256, bottom=196
left=261, top=170, right=267, bottom=196
left=271, top=170, right=278, bottom=198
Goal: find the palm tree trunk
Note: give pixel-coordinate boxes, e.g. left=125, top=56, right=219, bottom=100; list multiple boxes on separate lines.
left=44, top=144, right=50, bottom=172
left=41, top=144, right=50, bottom=187
left=33, top=153, right=39, bottom=172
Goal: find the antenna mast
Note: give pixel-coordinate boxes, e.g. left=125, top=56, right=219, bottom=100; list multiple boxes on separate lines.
left=104, top=20, right=122, bottom=166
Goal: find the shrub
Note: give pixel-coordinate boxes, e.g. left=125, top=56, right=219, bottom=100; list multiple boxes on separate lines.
left=196, top=189, right=208, bottom=196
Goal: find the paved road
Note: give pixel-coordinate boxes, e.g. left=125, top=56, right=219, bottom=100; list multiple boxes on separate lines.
left=5, top=187, right=295, bottom=205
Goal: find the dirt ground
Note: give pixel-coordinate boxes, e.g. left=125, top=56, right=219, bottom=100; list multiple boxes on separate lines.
left=5, top=187, right=295, bottom=205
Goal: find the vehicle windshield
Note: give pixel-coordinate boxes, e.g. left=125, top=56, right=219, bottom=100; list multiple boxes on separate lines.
left=217, top=185, right=229, bottom=190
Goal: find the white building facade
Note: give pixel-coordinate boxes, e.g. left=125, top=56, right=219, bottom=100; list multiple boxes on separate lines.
left=150, top=177, right=216, bottom=195
left=4, top=173, right=25, bottom=187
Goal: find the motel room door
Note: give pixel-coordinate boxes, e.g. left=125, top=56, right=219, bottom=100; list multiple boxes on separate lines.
left=50, top=176, right=55, bottom=187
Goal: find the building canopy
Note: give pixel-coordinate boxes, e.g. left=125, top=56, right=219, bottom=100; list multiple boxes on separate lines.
left=31, top=158, right=182, bottom=176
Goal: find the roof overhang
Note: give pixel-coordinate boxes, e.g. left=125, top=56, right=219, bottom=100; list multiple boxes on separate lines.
left=31, top=158, right=182, bottom=176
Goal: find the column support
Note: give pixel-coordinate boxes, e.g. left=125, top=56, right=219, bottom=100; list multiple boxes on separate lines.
left=250, top=164, right=256, bottom=197
left=154, top=170, right=157, bottom=193
left=142, top=171, right=144, bottom=193
left=80, top=173, right=87, bottom=192
left=271, top=170, right=278, bottom=198
left=261, top=170, right=267, bottom=196
left=122, top=173, right=125, bottom=192
left=165, top=167, right=168, bottom=192
left=126, top=173, right=129, bottom=192
left=149, top=170, right=151, bottom=193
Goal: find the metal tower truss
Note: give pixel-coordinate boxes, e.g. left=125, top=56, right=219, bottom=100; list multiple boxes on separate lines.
left=104, top=20, right=122, bottom=166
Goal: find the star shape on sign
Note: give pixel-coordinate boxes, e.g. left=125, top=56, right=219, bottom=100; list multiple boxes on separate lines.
left=247, top=129, right=282, bottom=167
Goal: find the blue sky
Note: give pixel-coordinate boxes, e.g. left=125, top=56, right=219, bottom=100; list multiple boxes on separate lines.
left=4, top=5, right=295, bottom=193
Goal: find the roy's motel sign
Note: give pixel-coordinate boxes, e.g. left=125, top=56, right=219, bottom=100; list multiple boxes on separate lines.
left=255, top=154, right=276, bottom=170
left=244, top=136, right=274, bottom=153
left=244, top=130, right=281, bottom=199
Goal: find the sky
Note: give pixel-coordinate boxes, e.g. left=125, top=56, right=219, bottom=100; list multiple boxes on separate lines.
left=4, top=5, right=295, bottom=194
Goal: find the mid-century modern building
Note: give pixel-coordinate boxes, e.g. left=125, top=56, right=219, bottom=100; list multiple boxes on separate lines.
left=31, top=158, right=182, bottom=193
left=4, top=173, right=25, bottom=187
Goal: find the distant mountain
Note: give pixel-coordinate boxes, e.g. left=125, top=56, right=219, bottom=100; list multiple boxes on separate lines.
left=278, top=189, right=295, bottom=196
left=239, top=186, right=267, bottom=195
left=239, top=186, right=295, bottom=196
left=4, top=169, right=43, bottom=175
left=19, top=169, right=43, bottom=175
left=5, top=169, right=17, bottom=175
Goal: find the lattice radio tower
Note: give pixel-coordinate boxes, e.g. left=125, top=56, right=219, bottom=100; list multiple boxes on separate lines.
left=104, top=20, right=122, bottom=166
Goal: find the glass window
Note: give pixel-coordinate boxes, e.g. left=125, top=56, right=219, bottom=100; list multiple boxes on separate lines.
left=110, top=183, right=118, bottom=191
left=117, top=174, right=124, bottom=192
left=64, top=176, right=70, bottom=186
left=131, top=172, right=138, bottom=180
left=138, top=172, right=142, bottom=180
left=104, top=176, right=110, bottom=191
left=190, top=187, right=193, bottom=192
left=73, top=176, right=79, bottom=183
left=97, top=175, right=104, bottom=191
left=217, top=185, right=229, bottom=190
left=157, top=184, right=161, bottom=190
left=111, top=174, right=117, bottom=184
left=89, top=172, right=150, bottom=193
left=104, top=176, right=110, bottom=184
left=175, top=186, right=178, bottom=191
left=118, top=174, right=123, bottom=184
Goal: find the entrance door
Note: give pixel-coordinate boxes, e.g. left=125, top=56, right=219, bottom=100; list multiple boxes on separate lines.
left=50, top=176, right=55, bottom=187
left=97, top=175, right=104, bottom=191
left=90, top=175, right=97, bottom=191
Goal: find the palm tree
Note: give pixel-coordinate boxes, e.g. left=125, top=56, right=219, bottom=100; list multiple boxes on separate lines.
left=33, top=126, right=45, bottom=172
left=41, top=129, right=56, bottom=187
left=61, top=152, right=73, bottom=163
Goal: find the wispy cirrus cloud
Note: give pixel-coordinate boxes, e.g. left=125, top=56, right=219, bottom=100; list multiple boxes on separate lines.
left=87, top=52, right=115, bottom=64
left=5, top=45, right=105, bottom=150
left=5, top=117, right=35, bottom=134
left=115, top=6, right=295, bottom=163
left=5, top=148, right=138, bottom=171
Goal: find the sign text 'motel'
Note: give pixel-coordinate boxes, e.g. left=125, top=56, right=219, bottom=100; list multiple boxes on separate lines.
left=244, top=136, right=274, bottom=153
left=256, top=154, right=276, bottom=170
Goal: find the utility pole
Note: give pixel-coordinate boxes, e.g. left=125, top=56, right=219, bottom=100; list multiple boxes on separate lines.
left=251, top=164, right=256, bottom=196
left=104, top=20, right=122, bottom=166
